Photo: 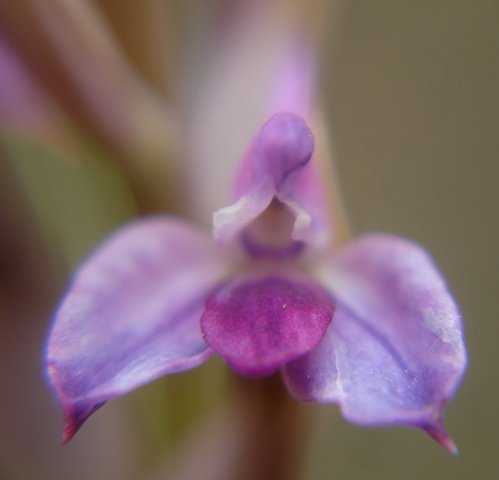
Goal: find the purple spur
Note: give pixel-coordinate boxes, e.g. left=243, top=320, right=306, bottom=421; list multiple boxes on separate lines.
left=45, top=112, right=466, bottom=451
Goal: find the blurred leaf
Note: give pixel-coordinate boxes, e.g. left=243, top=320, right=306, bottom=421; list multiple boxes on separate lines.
left=4, top=133, right=136, bottom=268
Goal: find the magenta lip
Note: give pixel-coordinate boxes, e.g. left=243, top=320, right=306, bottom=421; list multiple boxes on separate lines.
left=240, top=230, right=305, bottom=260
left=201, top=275, right=334, bottom=378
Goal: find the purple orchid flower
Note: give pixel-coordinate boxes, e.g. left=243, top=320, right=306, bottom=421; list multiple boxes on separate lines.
left=45, top=111, right=466, bottom=452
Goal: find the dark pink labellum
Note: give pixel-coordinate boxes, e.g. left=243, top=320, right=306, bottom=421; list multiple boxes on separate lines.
left=200, top=276, right=334, bottom=377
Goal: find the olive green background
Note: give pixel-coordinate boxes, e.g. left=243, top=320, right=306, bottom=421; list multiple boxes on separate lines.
left=305, top=2, right=497, bottom=479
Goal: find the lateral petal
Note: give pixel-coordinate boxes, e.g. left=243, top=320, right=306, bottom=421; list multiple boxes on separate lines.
left=284, top=234, right=466, bottom=451
left=46, top=217, right=231, bottom=441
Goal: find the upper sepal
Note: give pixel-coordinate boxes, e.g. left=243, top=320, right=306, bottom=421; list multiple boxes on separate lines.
left=213, top=113, right=332, bottom=253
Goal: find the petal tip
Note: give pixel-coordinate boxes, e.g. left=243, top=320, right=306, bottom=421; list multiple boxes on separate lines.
left=61, top=401, right=105, bottom=444
left=424, top=420, right=459, bottom=456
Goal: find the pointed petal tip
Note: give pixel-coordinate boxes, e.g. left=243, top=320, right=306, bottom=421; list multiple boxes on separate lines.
left=61, top=419, right=79, bottom=445
left=61, top=401, right=106, bottom=444
left=424, top=421, right=459, bottom=456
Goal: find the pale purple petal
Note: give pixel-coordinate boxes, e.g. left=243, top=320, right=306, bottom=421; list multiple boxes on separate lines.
left=46, top=217, right=232, bottom=441
left=186, top=27, right=332, bottom=247
left=264, top=40, right=315, bottom=119
left=262, top=46, right=333, bottom=246
left=201, top=276, right=334, bottom=378
left=213, top=113, right=314, bottom=242
left=283, top=235, right=466, bottom=452
left=214, top=113, right=330, bottom=248
left=182, top=16, right=317, bottom=224
left=212, top=180, right=274, bottom=243
left=278, top=155, right=331, bottom=246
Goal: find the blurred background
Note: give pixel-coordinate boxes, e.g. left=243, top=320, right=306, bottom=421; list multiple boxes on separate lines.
left=0, top=1, right=497, bottom=479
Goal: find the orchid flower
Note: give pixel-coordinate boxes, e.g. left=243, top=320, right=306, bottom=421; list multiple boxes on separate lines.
left=38, top=0, right=465, bottom=455
left=46, top=104, right=466, bottom=451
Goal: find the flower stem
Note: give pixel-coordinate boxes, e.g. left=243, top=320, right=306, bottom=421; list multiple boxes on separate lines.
left=231, top=373, right=308, bottom=480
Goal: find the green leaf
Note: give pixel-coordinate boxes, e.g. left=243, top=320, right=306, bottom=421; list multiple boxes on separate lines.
left=4, top=134, right=136, bottom=268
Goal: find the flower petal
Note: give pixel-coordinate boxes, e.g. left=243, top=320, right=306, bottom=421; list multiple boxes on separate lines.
left=201, top=276, right=334, bottom=378
left=244, top=112, right=315, bottom=191
left=46, top=217, right=232, bottom=441
left=182, top=13, right=317, bottom=224
left=214, top=112, right=330, bottom=249
left=283, top=235, right=466, bottom=451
